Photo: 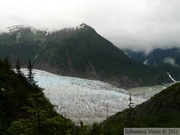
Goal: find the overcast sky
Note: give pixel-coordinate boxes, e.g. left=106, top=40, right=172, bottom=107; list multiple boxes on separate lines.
left=1, top=0, right=180, bottom=52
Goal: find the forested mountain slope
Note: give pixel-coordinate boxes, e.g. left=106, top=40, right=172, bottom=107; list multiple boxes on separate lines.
left=100, top=83, right=180, bottom=135
left=0, top=59, right=76, bottom=134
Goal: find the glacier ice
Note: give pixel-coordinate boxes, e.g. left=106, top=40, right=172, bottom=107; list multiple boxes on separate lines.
left=21, top=68, right=147, bottom=124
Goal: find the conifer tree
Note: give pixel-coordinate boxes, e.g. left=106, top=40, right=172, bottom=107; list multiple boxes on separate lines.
left=15, top=58, right=21, bottom=75
left=27, top=60, right=35, bottom=86
left=128, top=93, right=135, bottom=127
left=27, top=60, right=41, bottom=134
left=4, top=56, right=11, bottom=72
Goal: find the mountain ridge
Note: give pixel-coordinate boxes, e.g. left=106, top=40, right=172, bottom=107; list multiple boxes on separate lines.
left=33, top=24, right=152, bottom=88
left=0, top=24, right=179, bottom=88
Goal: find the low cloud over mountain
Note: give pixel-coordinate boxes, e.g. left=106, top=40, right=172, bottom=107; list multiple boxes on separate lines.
left=1, top=0, right=180, bottom=52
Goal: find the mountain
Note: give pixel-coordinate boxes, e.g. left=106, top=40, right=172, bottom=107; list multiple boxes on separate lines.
left=0, top=24, right=179, bottom=88
left=0, top=25, right=46, bottom=65
left=123, top=48, right=180, bottom=85
left=33, top=23, right=178, bottom=87
left=99, top=82, right=180, bottom=135
left=34, top=23, right=154, bottom=88
left=123, top=48, right=180, bottom=67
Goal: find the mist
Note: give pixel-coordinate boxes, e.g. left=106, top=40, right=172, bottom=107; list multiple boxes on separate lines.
left=1, top=0, right=180, bottom=52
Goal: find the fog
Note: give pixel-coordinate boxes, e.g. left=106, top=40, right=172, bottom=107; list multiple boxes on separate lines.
left=1, top=0, right=180, bottom=52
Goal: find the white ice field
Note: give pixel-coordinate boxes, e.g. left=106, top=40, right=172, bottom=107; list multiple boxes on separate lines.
left=21, top=69, right=170, bottom=124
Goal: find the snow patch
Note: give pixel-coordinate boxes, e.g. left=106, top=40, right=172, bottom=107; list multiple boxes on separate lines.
left=143, top=60, right=149, bottom=65
left=167, top=72, right=176, bottom=82
left=39, top=24, right=86, bottom=36
left=75, top=23, right=86, bottom=30
left=16, top=33, right=21, bottom=43
left=45, top=32, right=49, bottom=36
left=0, top=25, right=22, bottom=33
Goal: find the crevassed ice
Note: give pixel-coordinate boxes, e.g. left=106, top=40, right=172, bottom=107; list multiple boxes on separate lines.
left=21, top=68, right=147, bottom=124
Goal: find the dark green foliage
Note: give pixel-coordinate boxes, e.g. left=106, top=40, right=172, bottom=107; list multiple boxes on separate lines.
left=7, top=94, right=75, bottom=134
left=15, top=58, right=21, bottom=75
left=0, top=58, right=97, bottom=134
left=0, top=88, right=10, bottom=134
left=0, top=26, right=45, bottom=65
left=90, top=122, right=103, bottom=135
left=27, top=60, right=35, bottom=85
left=0, top=59, right=75, bottom=134
left=99, top=83, right=180, bottom=135
left=137, top=112, right=180, bottom=127
left=74, top=120, right=91, bottom=135
left=4, top=56, right=11, bottom=71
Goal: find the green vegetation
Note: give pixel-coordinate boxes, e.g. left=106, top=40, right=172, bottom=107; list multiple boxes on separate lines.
left=0, top=27, right=45, bottom=64
left=0, top=59, right=71, bottom=134
left=99, top=83, right=180, bottom=135
left=0, top=58, right=180, bottom=134
left=0, top=59, right=94, bottom=134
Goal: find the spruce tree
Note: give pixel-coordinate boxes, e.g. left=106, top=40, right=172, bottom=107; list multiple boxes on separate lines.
left=27, top=60, right=35, bottom=86
left=4, top=56, right=11, bottom=72
left=27, top=60, right=41, bottom=134
left=128, top=93, right=135, bottom=127
left=15, top=58, right=21, bottom=75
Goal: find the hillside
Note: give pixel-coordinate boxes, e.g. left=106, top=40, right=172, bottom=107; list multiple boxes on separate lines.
left=123, top=48, right=180, bottom=84
left=0, top=59, right=75, bottom=134
left=100, top=83, right=180, bottom=135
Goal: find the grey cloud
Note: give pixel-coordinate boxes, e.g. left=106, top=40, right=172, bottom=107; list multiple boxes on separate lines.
left=1, top=0, right=180, bottom=52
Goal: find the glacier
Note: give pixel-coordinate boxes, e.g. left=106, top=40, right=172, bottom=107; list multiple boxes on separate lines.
left=21, top=69, right=147, bottom=125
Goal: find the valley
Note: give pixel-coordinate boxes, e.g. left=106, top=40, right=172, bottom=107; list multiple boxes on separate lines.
left=21, top=68, right=176, bottom=125
left=1, top=1, right=180, bottom=134
left=21, top=68, right=147, bottom=124
left=0, top=23, right=179, bottom=134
